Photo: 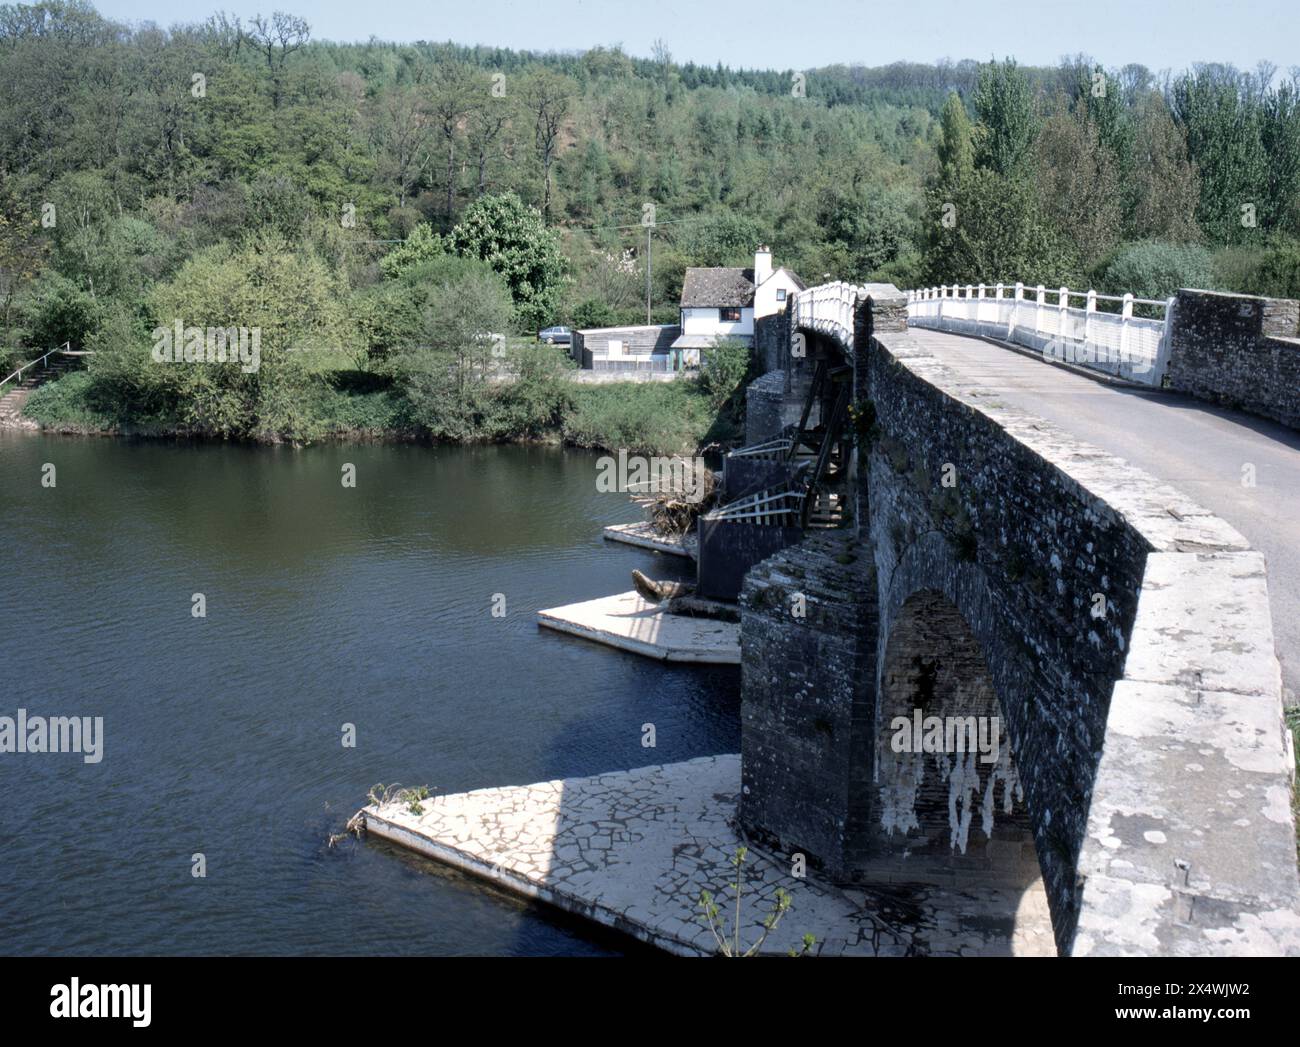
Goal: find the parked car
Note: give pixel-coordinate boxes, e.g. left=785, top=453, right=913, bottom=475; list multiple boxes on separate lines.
left=538, top=325, right=572, bottom=346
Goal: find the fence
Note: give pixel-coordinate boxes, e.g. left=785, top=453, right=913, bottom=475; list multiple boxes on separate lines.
left=906, top=284, right=1175, bottom=386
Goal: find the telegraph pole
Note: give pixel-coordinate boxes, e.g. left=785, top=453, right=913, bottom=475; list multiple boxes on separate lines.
left=645, top=224, right=652, bottom=324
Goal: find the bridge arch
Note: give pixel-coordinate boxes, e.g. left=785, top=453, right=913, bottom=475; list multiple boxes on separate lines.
left=859, top=532, right=1044, bottom=883
left=871, top=582, right=1040, bottom=887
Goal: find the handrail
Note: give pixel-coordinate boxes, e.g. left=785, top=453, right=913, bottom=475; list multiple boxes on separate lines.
left=905, top=283, right=1175, bottom=386
left=703, top=487, right=805, bottom=525
left=906, top=284, right=1171, bottom=314
left=0, top=343, right=72, bottom=394
left=729, top=437, right=794, bottom=459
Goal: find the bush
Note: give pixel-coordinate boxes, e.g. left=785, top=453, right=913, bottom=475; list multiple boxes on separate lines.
left=306, top=374, right=411, bottom=435
left=699, top=338, right=752, bottom=411
left=570, top=299, right=617, bottom=329
left=1094, top=241, right=1215, bottom=300
left=22, top=370, right=176, bottom=431
left=491, top=345, right=575, bottom=439
left=25, top=273, right=98, bottom=349
left=379, top=224, right=445, bottom=280
left=1212, top=239, right=1300, bottom=299
left=1251, top=241, right=1300, bottom=298
left=563, top=381, right=713, bottom=456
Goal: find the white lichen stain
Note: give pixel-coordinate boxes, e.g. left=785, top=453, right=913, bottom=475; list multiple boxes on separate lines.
left=944, top=752, right=981, bottom=852
left=1263, top=785, right=1292, bottom=824
left=879, top=749, right=923, bottom=837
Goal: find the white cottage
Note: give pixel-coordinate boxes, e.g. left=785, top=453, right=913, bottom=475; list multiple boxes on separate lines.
left=672, top=246, right=804, bottom=364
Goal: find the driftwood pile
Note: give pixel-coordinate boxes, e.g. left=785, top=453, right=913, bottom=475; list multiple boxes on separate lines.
left=631, top=466, right=717, bottom=539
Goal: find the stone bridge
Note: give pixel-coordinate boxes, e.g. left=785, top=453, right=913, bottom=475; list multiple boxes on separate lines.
left=734, top=283, right=1300, bottom=955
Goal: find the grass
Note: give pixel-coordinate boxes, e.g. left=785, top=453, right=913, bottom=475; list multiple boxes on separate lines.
left=1288, top=707, right=1300, bottom=858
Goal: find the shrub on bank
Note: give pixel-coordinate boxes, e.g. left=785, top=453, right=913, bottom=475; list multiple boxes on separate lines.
left=562, top=380, right=714, bottom=456
left=23, top=360, right=724, bottom=457
left=1212, top=240, right=1300, bottom=300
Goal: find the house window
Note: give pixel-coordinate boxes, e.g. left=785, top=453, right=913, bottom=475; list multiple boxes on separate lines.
left=776, top=289, right=787, bottom=302
left=720, top=307, right=741, bottom=322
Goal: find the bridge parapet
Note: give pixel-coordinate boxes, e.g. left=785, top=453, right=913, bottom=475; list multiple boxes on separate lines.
left=1166, top=288, right=1300, bottom=430
left=907, top=283, right=1174, bottom=386
left=792, top=281, right=862, bottom=353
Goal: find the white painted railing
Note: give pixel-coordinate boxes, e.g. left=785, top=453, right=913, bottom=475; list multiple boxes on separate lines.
left=0, top=343, right=72, bottom=394
left=906, top=284, right=1175, bottom=386
left=792, top=281, right=860, bottom=353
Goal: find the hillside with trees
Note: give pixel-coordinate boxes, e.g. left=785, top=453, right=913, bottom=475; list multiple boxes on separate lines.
left=2, top=1, right=1299, bottom=443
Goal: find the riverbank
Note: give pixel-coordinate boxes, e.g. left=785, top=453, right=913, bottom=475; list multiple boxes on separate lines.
left=15, top=368, right=739, bottom=457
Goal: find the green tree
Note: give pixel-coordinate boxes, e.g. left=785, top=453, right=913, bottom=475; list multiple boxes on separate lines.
left=379, top=223, right=445, bottom=280
left=1171, top=66, right=1269, bottom=244
left=145, top=232, right=358, bottom=439
left=390, top=268, right=514, bottom=440
left=1034, top=100, right=1122, bottom=271
left=1127, top=92, right=1200, bottom=242
left=936, top=91, right=974, bottom=181
left=450, top=192, right=566, bottom=332
left=518, top=68, right=573, bottom=219
left=973, top=59, right=1039, bottom=179
left=925, top=168, right=1077, bottom=287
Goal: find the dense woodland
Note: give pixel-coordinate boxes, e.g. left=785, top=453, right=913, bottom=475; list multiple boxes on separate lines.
left=3, top=1, right=1300, bottom=444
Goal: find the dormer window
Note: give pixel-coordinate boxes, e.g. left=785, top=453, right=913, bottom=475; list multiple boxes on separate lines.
left=720, top=307, right=741, bottom=322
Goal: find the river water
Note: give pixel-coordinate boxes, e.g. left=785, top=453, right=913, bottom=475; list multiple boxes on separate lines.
left=0, top=434, right=739, bottom=955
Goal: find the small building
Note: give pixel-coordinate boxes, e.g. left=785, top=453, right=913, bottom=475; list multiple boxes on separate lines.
left=673, top=246, right=805, bottom=364
left=572, top=324, right=682, bottom=371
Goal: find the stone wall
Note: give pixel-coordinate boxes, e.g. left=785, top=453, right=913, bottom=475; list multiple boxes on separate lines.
left=754, top=308, right=791, bottom=376
left=743, top=370, right=789, bottom=445
left=1167, top=288, right=1300, bottom=429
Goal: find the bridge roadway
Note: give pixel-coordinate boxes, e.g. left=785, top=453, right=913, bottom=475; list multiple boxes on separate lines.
left=906, top=326, right=1300, bottom=706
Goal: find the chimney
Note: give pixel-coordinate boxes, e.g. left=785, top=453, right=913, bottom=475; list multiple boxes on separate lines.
left=754, top=245, right=772, bottom=287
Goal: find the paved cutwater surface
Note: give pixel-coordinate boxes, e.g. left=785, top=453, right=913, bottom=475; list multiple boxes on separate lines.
left=364, top=754, right=1056, bottom=956
left=908, top=328, right=1300, bottom=705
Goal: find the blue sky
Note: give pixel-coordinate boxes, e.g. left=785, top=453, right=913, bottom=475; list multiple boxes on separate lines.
left=95, top=0, right=1299, bottom=74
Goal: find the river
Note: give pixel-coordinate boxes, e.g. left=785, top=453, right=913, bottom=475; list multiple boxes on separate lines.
left=0, top=433, right=739, bottom=955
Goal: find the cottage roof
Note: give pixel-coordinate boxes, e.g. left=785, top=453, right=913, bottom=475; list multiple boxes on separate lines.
left=680, top=267, right=755, bottom=308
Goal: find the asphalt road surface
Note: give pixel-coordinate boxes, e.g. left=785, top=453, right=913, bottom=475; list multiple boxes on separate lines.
left=908, top=327, right=1300, bottom=707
